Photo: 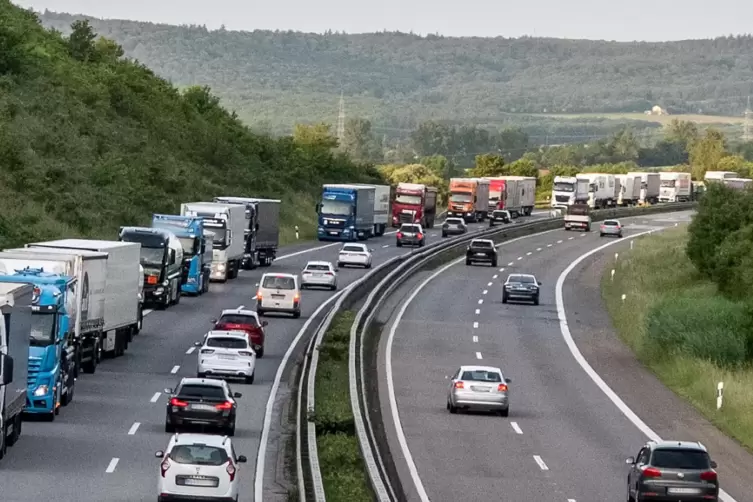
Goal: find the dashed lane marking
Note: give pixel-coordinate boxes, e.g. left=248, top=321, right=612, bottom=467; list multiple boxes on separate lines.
left=472, top=335, right=478, bottom=343
left=475, top=309, right=480, bottom=315
left=170, top=365, right=180, bottom=374
left=186, top=346, right=196, bottom=355
left=473, top=321, right=479, bottom=328
left=128, top=422, right=140, bottom=435
left=533, top=455, right=549, bottom=471
left=478, top=299, right=483, bottom=305
left=511, top=422, right=523, bottom=434
left=482, top=290, right=488, bottom=295
left=105, top=458, right=119, bottom=473
left=517, top=256, right=523, bottom=260
left=150, top=392, right=161, bottom=403
left=475, top=352, right=483, bottom=360
left=526, top=252, right=532, bottom=256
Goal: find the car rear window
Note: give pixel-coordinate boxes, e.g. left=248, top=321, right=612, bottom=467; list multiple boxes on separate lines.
left=509, top=275, right=534, bottom=283
left=306, top=264, right=331, bottom=271
left=218, top=314, right=258, bottom=327
left=178, top=384, right=226, bottom=400
left=651, top=449, right=710, bottom=469
left=461, top=370, right=502, bottom=382
left=445, top=219, right=462, bottom=224
left=169, top=444, right=229, bottom=466
left=207, top=337, right=248, bottom=349
left=603, top=221, right=619, bottom=226
left=400, top=225, right=420, bottom=232
left=262, top=275, right=296, bottom=289
left=471, top=241, right=493, bottom=248
left=493, top=211, right=507, bottom=216
left=342, top=245, right=364, bottom=252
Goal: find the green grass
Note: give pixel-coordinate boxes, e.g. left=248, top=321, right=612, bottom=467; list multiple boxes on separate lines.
left=602, top=227, right=753, bottom=451
left=312, top=310, right=373, bottom=502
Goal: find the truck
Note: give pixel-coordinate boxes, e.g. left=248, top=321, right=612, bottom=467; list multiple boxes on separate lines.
left=151, top=215, right=211, bottom=295
left=346, top=184, right=392, bottom=236
left=704, top=171, right=738, bottom=183
left=0, top=282, right=31, bottom=459
left=659, top=172, right=692, bottom=202
left=723, top=177, right=753, bottom=191
left=502, top=176, right=536, bottom=216
left=447, top=178, right=490, bottom=222
left=212, top=197, right=281, bottom=268
left=119, top=227, right=184, bottom=307
left=391, top=182, right=438, bottom=228
left=550, top=176, right=590, bottom=208
left=316, top=184, right=375, bottom=241
left=616, top=174, right=641, bottom=206
left=564, top=203, right=592, bottom=231
left=628, top=171, right=660, bottom=204
left=485, top=178, right=521, bottom=214
left=0, top=249, right=108, bottom=420
left=180, top=202, right=246, bottom=281
left=576, top=173, right=618, bottom=208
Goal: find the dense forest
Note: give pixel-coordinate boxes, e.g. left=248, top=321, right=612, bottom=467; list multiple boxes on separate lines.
left=0, top=1, right=380, bottom=248
left=32, top=10, right=753, bottom=138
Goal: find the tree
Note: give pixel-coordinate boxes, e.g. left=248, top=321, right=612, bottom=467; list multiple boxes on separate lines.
left=689, top=129, right=726, bottom=180
left=420, top=154, right=457, bottom=179
left=506, top=158, right=538, bottom=177
left=67, top=20, right=97, bottom=62
left=94, top=36, right=124, bottom=62
left=340, top=117, right=379, bottom=162
left=716, top=155, right=752, bottom=177
left=664, top=119, right=699, bottom=148
left=468, top=154, right=505, bottom=177
left=293, top=123, right=338, bottom=149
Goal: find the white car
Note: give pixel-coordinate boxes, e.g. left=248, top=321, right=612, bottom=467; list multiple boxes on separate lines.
left=156, top=433, right=247, bottom=502
left=196, top=330, right=256, bottom=384
left=301, top=260, right=338, bottom=290
left=256, top=273, right=301, bottom=318
left=337, top=243, right=373, bottom=268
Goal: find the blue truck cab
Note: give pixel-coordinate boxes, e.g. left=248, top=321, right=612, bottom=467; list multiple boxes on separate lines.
left=151, top=214, right=211, bottom=296
left=0, top=270, right=75, bottom=420
left=316, top=184, right=376, bottom=241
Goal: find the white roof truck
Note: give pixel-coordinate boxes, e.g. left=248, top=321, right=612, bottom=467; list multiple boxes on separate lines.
left=212, top=197, right=281, bottom=268
left=723, top=177, right=753, bottom=191
left=616, top=174, right=641, bottom=206
left=181, top=202, right=246, bottom=282
left=334, top=183, right=392, bottom=237
left=628, top=172, right=660, bottom=204
left=0, top=282, right=32, bottom=462
left=659, top=172, right=692, bottom=202
left=704, top=171, right=738, bottom=183
left=550, top=176, right=589, bottom=209
left=576, top=173, right=618, bottom=208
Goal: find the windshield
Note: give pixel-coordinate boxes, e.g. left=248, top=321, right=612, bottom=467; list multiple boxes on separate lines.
left=169, top=444, right=229, bottom=466
left=30, top=312, right=56, bottom=346
left=342, top=245, right=365, bottom=253
left=450, top=193, right=472, bottom=203
left=395, top=194, right=422, bottom=205
left=660, top=180, right=676, bottom=187
left=262, top=275, right=296, bottom=289
left=218, top=314, right=258, bottom=327
left=207, top=337, right=248, bottom=349
left=651, top=449, right=710, bottom=469
left=178, top=237, right=199, bottom=256
left=139, top=247, right=165, bottom=267
left=553, top=182, right=574, bottom=192
left=320, top=200, right=351, bottom=216
left=460, top=370, right=502, bottom=382
left=509, top=275, right=535, bottom=283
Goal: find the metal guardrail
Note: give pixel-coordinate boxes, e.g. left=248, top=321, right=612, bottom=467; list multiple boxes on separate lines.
left=297, top=202, right=697, bottom=501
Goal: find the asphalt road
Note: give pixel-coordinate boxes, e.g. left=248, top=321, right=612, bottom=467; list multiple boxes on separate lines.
left=0, top=214, right=547, bottom=501
left=375, top=210, right=751, bottom=502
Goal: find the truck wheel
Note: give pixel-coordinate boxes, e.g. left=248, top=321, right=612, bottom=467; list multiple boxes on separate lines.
left=466, top=258, right=472, bottom=266
left=0, top=425, right=6, bottom=459
left=174, top=284, right=181, bottom=305
left=7, top=414, right=21, bottom=446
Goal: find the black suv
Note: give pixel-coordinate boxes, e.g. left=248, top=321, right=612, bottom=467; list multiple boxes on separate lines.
left=465, top=239, right=498, bottom=267
left=165, top=377, right=242, bottom=436
left=489, top=210, right=511, bottom=227
left=626, top=440, right=719, bottom=502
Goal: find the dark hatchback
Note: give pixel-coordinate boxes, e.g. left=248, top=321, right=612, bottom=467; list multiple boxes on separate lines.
left=627, top=441, right=720, bottom=502
left=502, top=274, right=541, bottom=305
left=165, top=378, right=242, bottom=436
left=213, top=309, right=268, bottom=358
left=396, top=224, right=425, bottom=247
left=465, top=239, right=498, bottom=267
left=489, top=210, right=511, bottom=226
left=441, top=218, right=467, bottom=237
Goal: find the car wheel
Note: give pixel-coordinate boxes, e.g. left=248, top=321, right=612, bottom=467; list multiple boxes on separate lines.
left=626, top=481, right=635, bottom=502
left=396, top=241, right=402, bottom=247
left=448, top=402, right=457, bottom=414
left=465, top=258, right=472, bottom=266
left=226, top=423, right=236, bottom=437
left=337, top=262, right=343, bottom=268
left=533, top=295, right=540, bottom=306
left=330, top=284, right=337, bottom=291
left=492, top=259, right=498, bottom=267
left=165, top=421, right=175, bottom=433
left=502, top=293, right=508, bottom=304
left=442, top=232, right=447, bottom=237
left=293, top=311, right=301, bottom=319
left=245, top=372, right=255, bottom=385
left=257, top=347, right=264, bottom=358
left=499, top=408, right=509, bottom=417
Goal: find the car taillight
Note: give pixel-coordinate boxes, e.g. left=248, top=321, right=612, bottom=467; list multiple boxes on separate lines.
left=256, top=290, right=262, bottom=300
left=642, top=467, right=662, bottom=478
left=169, top=398, right=188, bottom=408
left=226, top=461, right=236, bottom=481
left=396, top=232, right=403, bottom=238
left=200, top=349, right=215, bottom=354
left=454, top=381, right=464, bottom=389
left=147, top=275, right=158, bottom=285
left=160, top=458, right=171, bottom=477
left=700, top=471, right=717, bottom=482
left=215, top=401, right=233, bottom=411
left=293, top=293, right=300, bottom=301
left=497, top=383, right=508, bottom=392
left=417, top=233, right=423, bottom=239
left=238, top=351, right=254, bottom=357
left=325, top=271, right=334, bottom=275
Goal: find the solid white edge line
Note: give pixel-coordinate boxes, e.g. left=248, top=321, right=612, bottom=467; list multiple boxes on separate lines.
left=554, top=224, right=738, bottom=502
left=254, top=289, right=347, bottom=501
left=127, top=422, right=140, bottom=435
left=150, top=392, right=161, bottom=403
left=170, top=365, right=180, bottom=374
left=105, top=458, right=119, bottom=473
left=533, top=455, right=549, bottom=470
left=510, top=422, right=523, bottom=434
left=384, top=228, right=561, bottom=502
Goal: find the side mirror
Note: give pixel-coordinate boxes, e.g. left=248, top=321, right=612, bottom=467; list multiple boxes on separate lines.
left=504, top=377, right=512, bottom=383
left=315, top=203, right=321, bottom=212
left=710, top=460, right=718, bottom=468
left=261, top=321, right=268, bottom=327
left=255, top=223, right=260, bottom=232
left=538, top=282, right=543, bottom=286
left=194, top=341, right=201, bottom=346
left=169, top=249, right=177, bottom=265
left=0, top=354, right=13, bottom=386
left=369, top=248, right=374, bottom=252
left=164, top=388, right=173, bottom=394
left=211, top=318, right=217, bottom=324
left=444, top=375, right=449, bottom=380
left=237, top=455, right=248, bottom=463
left=625, top=457, right=635, bottom=464
left=334, top=267, right=339, bottom=271
left=155, top=451, right=165, bottom=458
left=233, top=392, right=242, bottom=398
left=255, top=282, right=259, bottom=287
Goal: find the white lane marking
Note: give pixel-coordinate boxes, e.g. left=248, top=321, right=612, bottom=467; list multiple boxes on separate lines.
left=507, top=262, right=514, bottom=266
left=478, top=299, right=483, bottom=304
left=555, top=227, right=738, bottom=502
left=511, top=422, right=523, bottom=434
left=255, top=289, right=348, bottom=500
left=274, top=231, right=398, bottom=262
left=105, top=458, right=119, bottom=473
left=547, top=244, right=552, bottom=247
left=517, top=256, right=523, bottom=260
left=557, top=240, right=563, bottom=243
left=170, top=365, right=180, bottom=374
left=533, top=455, right=549, bottom=471
left=526, top=252, right=532, bottom=256
left=475, top=309, right=480, bottom=314
left=492, top=274, right=498, bottom=279
left=143, top=308, right=154, bottom=316
left=580, top=233, right=586, bottom=236
left=568, top=499, right=576, bottom=502
left=237, top=305, right=245, bottom=309
left=568, top=236, right=574, bottom=240
left=472, top=335, right=478, bottom=343
left=475, top=352, right=483, bottom=359
left=487, top=282, right=493, bottom=286
left=473, top=321, right=479, bottom=328
left=482, top=289, right=488, bottom=295
left=536, top=247, right=542, bottom=251
left=382, top=244, right=390, bottom=248
left=128, top=422, right=140, bottom=435
left=185, top=346, right=196, bottom=355
left=150, top=392, right=161, bottom=403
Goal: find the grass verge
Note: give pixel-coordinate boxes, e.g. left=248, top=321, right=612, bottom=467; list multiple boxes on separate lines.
left=602, top=226, right=753, bottom=451
left=311, top=310, right=373, bottom=501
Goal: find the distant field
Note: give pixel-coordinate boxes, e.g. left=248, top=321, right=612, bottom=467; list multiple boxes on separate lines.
left=527, top=113, right=745, bottom=125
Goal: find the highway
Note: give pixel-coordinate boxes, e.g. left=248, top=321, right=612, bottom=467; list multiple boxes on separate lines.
left=0, top=215, right=537, bottom=502
left=377, top=210, right=753, bottom=502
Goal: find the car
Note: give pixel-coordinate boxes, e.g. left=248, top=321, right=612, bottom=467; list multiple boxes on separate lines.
left=195, top=331, right=256, bottom=384
left=156, top=433, right=247, bottom=502
left=600, top=219, right=623, bottom=237
left=626, top=440, right=719, bottom=502
left=337, top=243, right=373, bottom=268
left=489, top=210, right=512, bottom=227
left=446, top=365, right=512, bottom=416
left=396, top=223, right=425, bottom=247
left=301, top=260, right=338, bottom=290
left=256, top=272, right=301, bottom=318
left=212, top=308, right=267, bottom=357
left=465, top=239, right=498, bottom=267
left=502, top=273, right=541, bottom=305
left=441, top=218, right=467, bottom=238
left=164, top=377, right=242, bottom=435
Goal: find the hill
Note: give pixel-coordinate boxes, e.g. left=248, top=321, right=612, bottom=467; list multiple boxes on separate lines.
left=30, top=10, right=753, bottom=136
left=0, top=1, right=380, bottom=249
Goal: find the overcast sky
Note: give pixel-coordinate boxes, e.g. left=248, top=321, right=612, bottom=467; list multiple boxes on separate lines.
left=12, top=0, right=753, bottom=41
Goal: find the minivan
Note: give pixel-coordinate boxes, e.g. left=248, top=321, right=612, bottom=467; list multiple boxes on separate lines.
left=256, top=273, right=301, bottom=318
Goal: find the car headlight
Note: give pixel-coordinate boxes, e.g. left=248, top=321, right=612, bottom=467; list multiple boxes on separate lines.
left=34, top=385, right=49, bottom=397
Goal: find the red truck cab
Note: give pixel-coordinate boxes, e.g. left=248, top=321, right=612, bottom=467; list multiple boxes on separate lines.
left=212, top=308, right=268, bottom=357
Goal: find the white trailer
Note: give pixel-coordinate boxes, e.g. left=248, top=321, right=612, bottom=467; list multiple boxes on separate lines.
left=629, top=171, right=660, bottom=204
left=181, top=202, right=246, bottom=282
left=616, top=174, right=641, bottom=206
left=659, top=172, right=692, bottom=202
left=576, top=173, right=617, bottom=208
left=498, top=176, right=536, bottom=216
left=704, top=171, right=738, bottom=183
left=723, top=177, right=753, bottom=191
left=336, top=183, right=391, bottom=237
left=551, top=176, right=590, bottom=208
left=0, top=282, right=32, bottom=461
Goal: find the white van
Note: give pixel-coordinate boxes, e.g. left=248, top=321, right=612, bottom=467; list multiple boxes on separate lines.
left=256, top=273, right=301, bottom=318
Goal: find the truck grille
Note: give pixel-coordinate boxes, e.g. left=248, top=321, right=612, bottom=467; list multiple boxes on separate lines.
left=27, top=357, right=42, bottom=387
left=398, top=213, right=415, bottom=223
left=555, top=195, right=571, bottom=203
left=323, top=219, right=345, bottom=228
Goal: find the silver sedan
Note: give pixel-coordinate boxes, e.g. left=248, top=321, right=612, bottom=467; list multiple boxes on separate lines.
left=599, top=219, right=623, bottom=237
left=446, top=365, right=512, bottom=416
left=301, top=260, right=338, bottom=290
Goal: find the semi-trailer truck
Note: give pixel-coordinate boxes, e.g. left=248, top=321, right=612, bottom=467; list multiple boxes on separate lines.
left=550, top=176, right=590, bottom=208
left=317, top=184, right=376, bottom=241
left=576, top=173, right=618, bottom=208
left=485, top=178, right=520, bottom=214
left=151, top=215, right=211, bottom=295
left=0, top=282, right=31, bottom=459
left=346, top=184, right=392, bottom=236
left=616, top=174, right=641, bottom=206
left=119, top=227, right=184, bottom=306
left=212, top=197, right=281, bottom=268
left=391, top=182, right=438, bottom=228
left=180, top=202, right=246, bottom=281
left=628, top=172, right=660, bottom=204
left=704, top=171, right=738, bottom=183
left=447, top=178, right=490, bottom=222
left=497, top=176, right=536, bottom=216
left=659, top=172, right=692, bottom=202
